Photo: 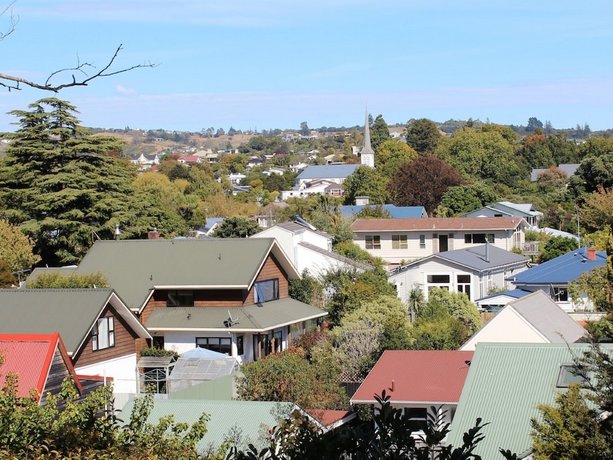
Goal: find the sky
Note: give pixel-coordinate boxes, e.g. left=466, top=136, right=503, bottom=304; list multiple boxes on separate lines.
left=1, top=0, right=613, bottom=133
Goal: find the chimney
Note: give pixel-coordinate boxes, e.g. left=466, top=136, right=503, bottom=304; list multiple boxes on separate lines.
left=485, top=241, right=490, bottom=263
left=355, top=196, right=370, bottom=206
left=148, top=227, right=160, bottom=240
left=587, top=246, right=596, bottom=261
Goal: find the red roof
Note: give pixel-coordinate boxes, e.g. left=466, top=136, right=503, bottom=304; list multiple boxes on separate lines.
left=305, top=409, right=353, bottom=428
left=0, top=333, right=80, bottom=399
left=351, top=217, right=524, bottom=232
left=351, top=350, right=473, bottom=404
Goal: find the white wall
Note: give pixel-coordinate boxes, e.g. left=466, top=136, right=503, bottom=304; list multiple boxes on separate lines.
left=460, top=307, right=547, bottom=351
left=76, top=354, right=138, bottom=394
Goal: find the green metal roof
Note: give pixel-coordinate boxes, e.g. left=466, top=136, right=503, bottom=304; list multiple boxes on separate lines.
left=168, top=375, right=234, bottom=401
left=74, top=238, right=297, bottom=312
left=145, top=298, right=327, bottom=332
left=120, top=398, right=293, bottom=452
left=0, top=288, right=113, bottom=354
left=447, top=343, right=613, bottom=458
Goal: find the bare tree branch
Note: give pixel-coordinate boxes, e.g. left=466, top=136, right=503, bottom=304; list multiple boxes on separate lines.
left=0, top=1, right=18, bottom=41
left=0, top=44, right=156, bottom=92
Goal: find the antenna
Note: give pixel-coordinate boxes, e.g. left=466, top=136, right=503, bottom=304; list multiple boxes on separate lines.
left=224, top=310, right=240, bottom=328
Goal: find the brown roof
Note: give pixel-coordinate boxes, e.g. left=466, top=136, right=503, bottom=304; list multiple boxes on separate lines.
left=351, top=350, right=473, bottom=404
left=351, top=216, right=524, bottom=232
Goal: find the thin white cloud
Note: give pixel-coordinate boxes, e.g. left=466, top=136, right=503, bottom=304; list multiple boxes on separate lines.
left=115, top=84, right=136, bottom=96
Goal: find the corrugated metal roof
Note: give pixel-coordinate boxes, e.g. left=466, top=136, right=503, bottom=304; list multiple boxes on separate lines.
left=340, top=205, right=427, bottom=219
left=0, top=289, right=112, bottom=353
left=351, top=216, right=524, bottom=232
left=437, top=245, right=529, bottom=271
left=510, top=247, right=606, bottom=285
left=447, top=343, right=613, bottom=458
left=73, top=238, right=294, bottom=311
left=351, top=350, right=473, bottom=404
left=145, top=298, right=327, bottom=332
left=121, top=398, right=294, bottom=452
left=296, top=164, right=360, bottom=180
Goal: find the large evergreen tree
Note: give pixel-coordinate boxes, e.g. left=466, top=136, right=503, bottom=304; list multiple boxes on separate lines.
left=0, top=98, right=138, bottom=265
left=370, top=114, right=391, bottom=152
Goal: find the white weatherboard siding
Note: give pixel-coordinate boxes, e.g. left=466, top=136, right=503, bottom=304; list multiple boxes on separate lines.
left=460, top=308, right=547, bottom=351
left=76, top=354, right=138, bottom=394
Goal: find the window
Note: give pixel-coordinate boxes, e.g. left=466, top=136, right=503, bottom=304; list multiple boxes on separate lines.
left=273, top=329, right=283, bottom=353
left=196, top=337, right=232, bottom=355
left=392, top=234, right=408, bottom=249
left=236, top=335, right=244, bottom=355
left=552, top=287, right=569, bottom=302
left=556, top=365, right=590, bottom=388
left=92, top=317, right=115, bottom=351
left=365, top=234, right=381, bottom=250
left=427, top=274, right=450, bottom=284
left=404, top=408, right=428, bottom=432
left=457, top=274, right=471, bottom=299
left=254, top=279, right=279, bottom=303
left=419, top=234, right=426, bottom=249
left=167, top=290, right=194, bottom=307
left=464, top=233, right=495, bottom=244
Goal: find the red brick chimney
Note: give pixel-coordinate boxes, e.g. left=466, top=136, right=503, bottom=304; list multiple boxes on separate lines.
left=587, top=246, right=596, bottom=261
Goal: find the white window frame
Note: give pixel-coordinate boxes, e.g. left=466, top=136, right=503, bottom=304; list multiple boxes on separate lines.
left=365, top=234, right=381, bottom=250
left=92, top=317, right=115, bottom=351
left=392, top=234, right=408, bottom=249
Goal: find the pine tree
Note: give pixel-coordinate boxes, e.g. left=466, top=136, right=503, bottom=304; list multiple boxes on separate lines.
left=0, top=98, right=138, bottom=265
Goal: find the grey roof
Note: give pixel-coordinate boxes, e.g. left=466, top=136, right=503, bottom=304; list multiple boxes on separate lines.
left=296, top=164, right=360, bottom=181
left=299, top=242, right=372, bottom=271
left=530, top=163, right=579, bottom=181
left=27, top=266, right=77, bottom=284
left=0, top=288, right=149, bottom=354
left=74, top=238, right=297, bottom=312
left=509, top=290, right=586, bottom=343
left=145, top=297, right=327, bottom=332
left=121, top=398, right=293, bottom=452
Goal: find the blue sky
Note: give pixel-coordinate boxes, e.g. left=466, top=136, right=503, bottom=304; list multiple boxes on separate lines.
left=1, top=0, right=612, bottom=132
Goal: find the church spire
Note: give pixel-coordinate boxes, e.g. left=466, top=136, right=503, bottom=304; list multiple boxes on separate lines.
left=360, top=107, right=375, bottom=167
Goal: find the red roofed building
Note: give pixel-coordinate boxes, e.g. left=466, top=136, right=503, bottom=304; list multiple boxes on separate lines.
left=351, top=216, right=528, bottom=267
left=351, top=350, right=473, bottom=432
left=0, top=333, right=82, bottom=403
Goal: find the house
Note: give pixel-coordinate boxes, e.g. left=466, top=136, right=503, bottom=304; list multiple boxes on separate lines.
left=351, top=350, right=473, bottom=431
left=465, top=201, right=543, bottom=228
left=0, top=332, right=83, bottom=403
left=281, top=179, right=346, bottom=200
left=0, top=289, right=151, bottom=395
left=121, top=398, right=294, bottom=454
left=447, top=343, right=613, bottom=459
left=508, top=247, right=606, bottom=311
left=460, top=290, right=586, bottom=351
left=530, top=163, right=579, bottom=182
left=388, top=244, right=530, bottom=304
left=192, top=217, right=224, bottom=238
left=176, top=154, right=202, bottom=165
left=282, top=163, right=360, bottom=198
left=251, top=220, right=371, bottom=277
left=70, top=238, right=327, bottom=362
left=474, top=288, right=531, bottom=311
left=351, top=217, right=528, bottom=267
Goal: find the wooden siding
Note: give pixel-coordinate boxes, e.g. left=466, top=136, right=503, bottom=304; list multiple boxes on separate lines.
left=39, top=348, right=71, bottom=403
left=244, top=254, right=289, bottom=305
left=139, top=253, right=290, bottom=322
left=73, top=304, right=140, bottom=368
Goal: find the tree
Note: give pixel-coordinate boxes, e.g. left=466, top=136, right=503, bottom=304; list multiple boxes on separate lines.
left=388, top=155, right=464, bottom=214
left=343, top=166, right=389, bottom=205
left=569, top=138, right=613, bottom=195
left=538, top=236, right=577, bottom=263
left=299, top=121, right=310, bottom=136
left=376, top=138, right=417, bottom=179
left=569, top=266, right=609, bottom=312
left=438, top=183, right=499, bottom=216
left=370, top=115, right=391, bottom=152
left=27, top=271, right=108, bottom=288
left=420, top=288, right=481, bottom=336
left=406, top=119, right=441, bottom=155
left=0, top=98, right=139, bottom=265
left=212, top=216, right=261, bottom=238
left=0, top=219, right=40, bottom=273
left=236, top=348, right=347, bottom=410
left=526, top=117, right=544, bottom=133
left=580, top=186, right=613, bottom=233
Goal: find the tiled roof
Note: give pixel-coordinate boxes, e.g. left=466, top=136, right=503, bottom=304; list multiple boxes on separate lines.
left=351, top=216, right=524, bottom=232
left=509, top=247, right=606, bottom=285
left=351, top=350, right=473, bottom=404
left=448, top=343, right=613, bottom=458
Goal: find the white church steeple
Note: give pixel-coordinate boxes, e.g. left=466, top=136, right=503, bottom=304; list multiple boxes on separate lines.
left=360, top=108, right=375, bottom=167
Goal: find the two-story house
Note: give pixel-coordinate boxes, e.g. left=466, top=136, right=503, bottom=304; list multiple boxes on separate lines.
left=351, top=217, right=528, bottom=268
left=70, top=238, right=327, bottom=362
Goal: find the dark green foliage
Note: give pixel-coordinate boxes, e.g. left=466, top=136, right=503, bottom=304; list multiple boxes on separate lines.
left=439, top=183, right=499, bottom=216
left=0, top=98, right=139, bottom=265
left=333, top=240, right=380, bottom=266
left=212, top=217, right=261, bottom=238
left=139, top=347, right=179, bottom=360
left=389, top=155, right=464, bottom=214
left=227, top=391, right=496, bottom=459
left=406, top=119, right=441, bottom=155
left=343, top=166, right=389, bottom=205
left=288, top=270, right=322, bottom=305
left=370, top=115, right=391, bottom=152
left=538, top=236, right=577, bottom=262
left=356, top=205, right=392, bottom=219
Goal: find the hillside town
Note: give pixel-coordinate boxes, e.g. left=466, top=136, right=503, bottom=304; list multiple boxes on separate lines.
left=0, top=94, right=612, bottom=459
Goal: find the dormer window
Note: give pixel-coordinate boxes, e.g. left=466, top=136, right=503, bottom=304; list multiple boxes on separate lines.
left=167, top=290, right=194, bottom=307
left=254, top=279, right=279, bottom=303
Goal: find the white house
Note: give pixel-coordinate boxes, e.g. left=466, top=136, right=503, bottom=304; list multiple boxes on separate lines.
left=465, top=201, right=543, bottom=228
left=352, top=216, right=528, bottom=268
left=388, top=244, right=530, bottom=304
